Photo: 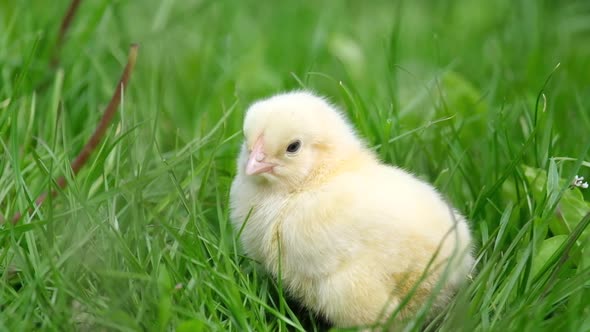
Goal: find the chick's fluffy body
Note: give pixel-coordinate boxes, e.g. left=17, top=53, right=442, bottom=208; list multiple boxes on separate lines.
left=230, top=91, right=474, bottom=328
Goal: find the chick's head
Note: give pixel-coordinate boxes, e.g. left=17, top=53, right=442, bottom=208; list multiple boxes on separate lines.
left=238, top=91, right=363, bottom=189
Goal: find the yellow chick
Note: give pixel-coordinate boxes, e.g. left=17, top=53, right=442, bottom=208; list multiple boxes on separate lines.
left=229, top=91, right=474, bottom=329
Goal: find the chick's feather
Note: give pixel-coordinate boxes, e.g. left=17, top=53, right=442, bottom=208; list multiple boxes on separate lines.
left=230, top=91, right=474, bottom=328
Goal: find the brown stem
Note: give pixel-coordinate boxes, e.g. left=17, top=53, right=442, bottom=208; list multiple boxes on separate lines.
left=1, top=44, right=139, bottom=225
left=50, top=0, right=83, bottom=68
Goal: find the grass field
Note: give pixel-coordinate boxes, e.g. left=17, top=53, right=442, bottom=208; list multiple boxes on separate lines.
left=1, top=0, right=590, bottom=331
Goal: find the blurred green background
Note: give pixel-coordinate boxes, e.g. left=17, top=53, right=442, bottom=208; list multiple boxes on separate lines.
left=1, top=0, right=589, bottom=331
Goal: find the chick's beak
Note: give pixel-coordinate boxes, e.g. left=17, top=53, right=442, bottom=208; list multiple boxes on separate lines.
left=246, top=136, right=275, bottom=175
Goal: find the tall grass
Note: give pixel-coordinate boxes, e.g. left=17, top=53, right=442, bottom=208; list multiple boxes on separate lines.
left=1, top=0, right=589, bottom=331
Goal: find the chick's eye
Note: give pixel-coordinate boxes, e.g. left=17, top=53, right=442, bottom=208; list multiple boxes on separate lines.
left=286, top=140, right=301, bottom=153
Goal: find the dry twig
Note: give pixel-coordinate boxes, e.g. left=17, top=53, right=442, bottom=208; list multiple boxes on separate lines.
left=50, top=0, right=84, bottom=68
left=1, top=44, right=139, bottom=225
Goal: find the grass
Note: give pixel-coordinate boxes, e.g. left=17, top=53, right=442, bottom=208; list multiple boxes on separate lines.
left=1, top=0, right=590, bottom=330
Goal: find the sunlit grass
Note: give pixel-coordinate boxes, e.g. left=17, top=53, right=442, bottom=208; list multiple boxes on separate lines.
left=1, top=0, right=589, bottom=331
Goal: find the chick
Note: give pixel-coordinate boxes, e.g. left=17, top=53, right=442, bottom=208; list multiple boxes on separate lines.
left=229, top=91, right=474, bottom=329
